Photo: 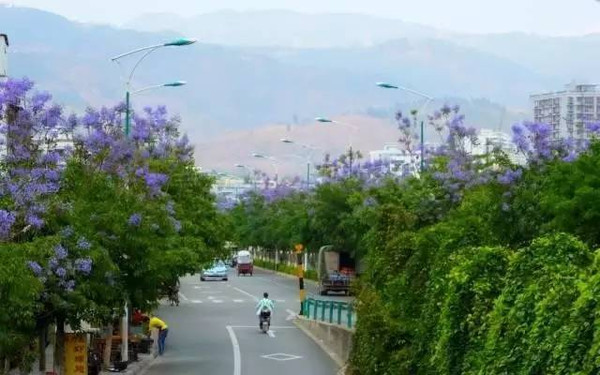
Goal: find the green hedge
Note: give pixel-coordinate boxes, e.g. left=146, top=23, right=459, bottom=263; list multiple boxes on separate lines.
left=254, top=258, right=318, bottom=281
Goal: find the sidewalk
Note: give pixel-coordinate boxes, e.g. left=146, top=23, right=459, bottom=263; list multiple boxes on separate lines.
left=21, top=342, right=157, bottom=375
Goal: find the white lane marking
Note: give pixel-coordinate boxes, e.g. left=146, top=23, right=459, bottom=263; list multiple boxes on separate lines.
left=178, top=292, right=190, bottom=301
left=226, top=326, right=241, bottom=375
left=191, top=300, right=203, bottom=304
left=213, top=300, right=224, bottom=303
left=261, top=353, right=303, bottom=361
left=275, top=299, right=286, bottom=302
left=267, top=330, right=276, bottom=338
left=207, top=296, right=215, bottom=300
left=233, top=299, right=245, bottom=303
left=286, top=309, right=297, bottom=321
left=232, top=286, right=259, bottom=302
left=228, top=325, right=297, bottom=329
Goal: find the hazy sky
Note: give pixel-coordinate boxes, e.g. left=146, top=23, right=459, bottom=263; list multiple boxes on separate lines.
left=3, top=0, right=600, bottom=35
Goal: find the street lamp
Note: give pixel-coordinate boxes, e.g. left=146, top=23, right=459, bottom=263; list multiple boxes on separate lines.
left=315, top=116, right=358, bottom=149
left=111, top=38, right=196, bottom=137
left=110, top=38, right=194, bottom=362
left=252, top=153, right=279, bottom=185
left=235, top=164, right=257, bottom=191
left=280, top=138, right=319, bottom=190
left=376, top=81, right=434, bottom=173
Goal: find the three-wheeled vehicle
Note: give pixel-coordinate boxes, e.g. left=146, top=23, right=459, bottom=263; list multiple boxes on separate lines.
left=237, top=250, right=253, bottom=276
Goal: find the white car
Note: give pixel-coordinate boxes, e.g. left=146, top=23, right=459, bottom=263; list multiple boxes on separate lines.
left=201, top=260, right=229, bottom=281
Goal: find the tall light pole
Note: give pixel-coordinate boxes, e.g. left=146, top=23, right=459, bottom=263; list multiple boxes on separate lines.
left=235, top=164, right=257, bottom=191
left=252, top=153, right=279, bottom=187
left=280, top=138, right=319, bottom=190
left=111, top=38, right=196, bottom=137
left=109, top=38, right=194, bottom=362
left=376, top=82, right=434, bottom=173
left=315, top=117, right=358, bottom=149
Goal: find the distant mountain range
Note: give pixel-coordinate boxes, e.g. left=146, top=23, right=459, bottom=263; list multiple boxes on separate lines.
left=1, top=6, right=597, bottom=171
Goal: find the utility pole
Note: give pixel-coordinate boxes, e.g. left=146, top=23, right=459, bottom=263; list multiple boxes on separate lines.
left=295, top=244, right=306, bottom=315
left=306, top=162, right=311, bottom=190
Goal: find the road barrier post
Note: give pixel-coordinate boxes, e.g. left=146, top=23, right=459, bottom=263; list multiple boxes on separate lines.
left=295, top=244, right=305, bottom=315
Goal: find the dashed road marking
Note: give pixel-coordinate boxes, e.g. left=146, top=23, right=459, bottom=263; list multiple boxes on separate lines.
left=232, top=286, right=259, bottom=302
left=191, top=300, right=203, bottom=304
left=233, top=299, right=245, bottom=303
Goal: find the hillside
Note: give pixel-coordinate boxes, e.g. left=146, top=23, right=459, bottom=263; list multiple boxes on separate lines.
left=0, top=5, right=567, bottom=170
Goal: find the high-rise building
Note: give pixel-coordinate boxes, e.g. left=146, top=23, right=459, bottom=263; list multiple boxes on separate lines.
left=531, top=83, right=600, bottom=141
left=0, top=34, right=7, bottom=77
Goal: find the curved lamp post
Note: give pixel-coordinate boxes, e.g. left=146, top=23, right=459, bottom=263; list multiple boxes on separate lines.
left=109, top=38, right=194, bottom=362
left=252, top=152, right=279, bottom=185
left=315, top=116, right=358, bottom=149
left=376, top=81, right=434, bottom=172
left=235, top=164, right=258, bottom=191
left=111, top=38, right=196, bottom=137
left=280, top=138, right=320, bottom=190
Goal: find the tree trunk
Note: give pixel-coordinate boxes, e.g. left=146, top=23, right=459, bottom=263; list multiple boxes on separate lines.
left=102, top=323, right=113, bottom=370
left=53, top=317, right=65, bottom=375
left=38, top=324, right=47, bottom=372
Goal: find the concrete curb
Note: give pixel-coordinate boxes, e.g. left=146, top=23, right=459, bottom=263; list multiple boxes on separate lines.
left=293, top=317, right=346, bottom=369
left=100, top=353, right=157, bottom=375
left=254, top=266, right=318, bottom=285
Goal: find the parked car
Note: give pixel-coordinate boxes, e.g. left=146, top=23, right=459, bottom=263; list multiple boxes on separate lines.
left=201, top=260, right=229, bottom=281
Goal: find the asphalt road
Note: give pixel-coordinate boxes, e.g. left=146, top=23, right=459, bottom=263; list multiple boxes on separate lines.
left=143, top=267, right=348, bottom=375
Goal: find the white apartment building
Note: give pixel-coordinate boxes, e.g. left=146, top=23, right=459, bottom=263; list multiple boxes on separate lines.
left=369, top=143, right=419, bottom=176
left=531, top=83, right=600, bottom=141
left=0, top=34, right=7, bottom=77
left=467, top=129, right=525, bottom=165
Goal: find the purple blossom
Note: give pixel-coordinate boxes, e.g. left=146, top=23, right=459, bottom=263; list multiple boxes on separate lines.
left=74, top=258, right=93, bottom=275
left=26, top=214, right=44, bottom=229
left=128, top=213, right=142, bottom=227
left=0, top=210, right=16, bottom=238
left=48, top=257, right=59, bottom=270
left=55, top=267, right=67, bottom=278
left=61, top=226, right=74, bottom=238
left=54, top=244, right=68, bottom=260
left=166, top=201, right=175, bottom=216
left=31, top=92, right=52, bottom=112
left=169, top=217, right=182, bottom=233
left=77, top=237, right=91, bottom=250
left=562, top=151, right=577, bottom=163
left=587, top=122, right=600, bottom=134
left=60, top=279, right=76, bottom=292
left=27, top=261, right=43, bottom=276
left=497, top=169, right=523, bottom=185
left=144, top=172, right=168, bottom=194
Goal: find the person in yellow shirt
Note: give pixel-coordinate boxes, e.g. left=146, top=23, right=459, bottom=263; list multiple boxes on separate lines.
left=144, top=316, right=169, bottom=355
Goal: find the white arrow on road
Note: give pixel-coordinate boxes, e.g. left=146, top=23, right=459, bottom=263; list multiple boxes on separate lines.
left=267, top=330, right=276, bottom=338
left=286, top=309, right=298, bottom=321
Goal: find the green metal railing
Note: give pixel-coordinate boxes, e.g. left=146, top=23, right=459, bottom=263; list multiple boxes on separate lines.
left=302, top=298, right=356, bottom=329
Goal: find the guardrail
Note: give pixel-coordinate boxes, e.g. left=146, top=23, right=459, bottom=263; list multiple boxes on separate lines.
left=302, top=298, right=356, bottom=329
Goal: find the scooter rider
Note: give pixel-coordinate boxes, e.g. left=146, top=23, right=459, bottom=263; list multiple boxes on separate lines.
left=256, top=292, right=275, bottom=328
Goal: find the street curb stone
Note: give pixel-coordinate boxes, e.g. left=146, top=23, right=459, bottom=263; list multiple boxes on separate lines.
left=254, top=266, right=317, bottom=285
left=100, top=353, right=157, bottom=375
left=293, top=317, right=345, bottom=369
